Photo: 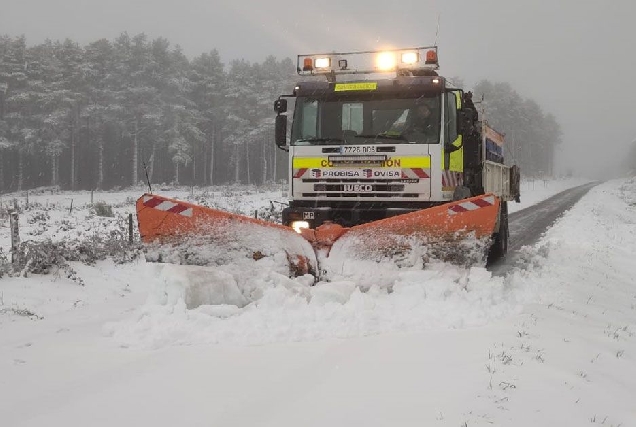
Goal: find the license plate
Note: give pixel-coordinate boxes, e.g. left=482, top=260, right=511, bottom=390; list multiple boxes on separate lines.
left=340, top=145, right=376, bottom=154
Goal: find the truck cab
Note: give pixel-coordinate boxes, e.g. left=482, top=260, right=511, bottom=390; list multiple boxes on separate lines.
left=274, top=46, right=517, bottom=238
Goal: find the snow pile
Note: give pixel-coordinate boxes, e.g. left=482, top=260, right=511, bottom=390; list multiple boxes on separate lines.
left=468, top=178, right=636, bottom=426
left=509, top=177, right=636, bottom=301
left=106, top=177, right=633, bottom=353
left=0, top=260, right=142, bottom=321
left=105, top=179, right=606, bottom=349
left=107, top=255, right=528, bottom=348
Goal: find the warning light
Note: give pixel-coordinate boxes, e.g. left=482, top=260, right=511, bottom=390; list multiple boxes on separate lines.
left=401, top=52, right=419, bottom=64
left=376, top=52, right=396, bottom=71
left=425, top=49, right=438, bottom=65
left=297, top=46, right=439, bottom=77
left=314, top=57, right=331, bottom=69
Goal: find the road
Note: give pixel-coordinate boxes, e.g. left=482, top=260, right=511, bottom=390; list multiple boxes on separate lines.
left=491, top=182, right=598, bottom=275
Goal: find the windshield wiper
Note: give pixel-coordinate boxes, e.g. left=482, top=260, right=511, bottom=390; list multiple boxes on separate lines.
left=354, top=133, right=408, bottom=141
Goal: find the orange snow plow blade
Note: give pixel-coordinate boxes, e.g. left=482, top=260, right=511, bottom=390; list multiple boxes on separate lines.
left=136, top=193, right=316, bottom=276
left=136, top=193, right=500, bottom=279
left=301, top=194, right=501, bottom=263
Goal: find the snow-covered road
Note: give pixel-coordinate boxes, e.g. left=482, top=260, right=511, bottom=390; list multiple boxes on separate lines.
left=1, top=177, right=634, bottom=426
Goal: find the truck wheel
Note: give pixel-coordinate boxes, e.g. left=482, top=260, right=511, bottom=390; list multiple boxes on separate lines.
left=487, top=202, right=508, bottom=264
left=452, top=185, right=472, bottom=201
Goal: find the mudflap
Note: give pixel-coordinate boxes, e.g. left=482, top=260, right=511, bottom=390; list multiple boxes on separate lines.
left=313, top=194, right=501, bottom=276
left=136, top=193, right=317, bottom=277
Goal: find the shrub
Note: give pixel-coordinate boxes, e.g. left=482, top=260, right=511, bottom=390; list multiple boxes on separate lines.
left=92, top=201, right=114, bottom=217
left=4, top=238, right=142, bottom=285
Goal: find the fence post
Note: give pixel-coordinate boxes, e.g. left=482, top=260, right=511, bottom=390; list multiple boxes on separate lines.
left=128, top=213, right=133, bottom=243
left=9, top=210, right=20, bottom=264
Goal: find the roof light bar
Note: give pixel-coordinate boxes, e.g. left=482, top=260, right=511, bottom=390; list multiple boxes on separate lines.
left=425, top=49, right=438, bottom=65
left=376, top=52, right=396, bottom=71
left=314, top=57, right=331, bottom=69
left=302, top=57, right=313, bottom=72
left=401, top=52, right=419, bottom=64
left=297, top=46, right=439, bottom=77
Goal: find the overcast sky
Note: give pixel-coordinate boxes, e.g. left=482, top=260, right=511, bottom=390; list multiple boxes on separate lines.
left=3, top=0, right=635, bottom=178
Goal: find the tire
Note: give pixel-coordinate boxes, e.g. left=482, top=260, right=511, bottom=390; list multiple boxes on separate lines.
left=487, top=201, right=508, bottom=264
left=452, top=185, right=472, bottom=201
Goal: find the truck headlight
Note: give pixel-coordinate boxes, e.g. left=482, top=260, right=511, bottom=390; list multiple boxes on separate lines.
left=291, top=220, right=310, bottom=233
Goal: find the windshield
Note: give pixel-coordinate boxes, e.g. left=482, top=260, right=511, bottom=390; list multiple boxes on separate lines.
left=291, top=94, right=441, bottom=145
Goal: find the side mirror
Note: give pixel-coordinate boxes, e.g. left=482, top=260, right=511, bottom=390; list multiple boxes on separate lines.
left=275, top=115, right=287, bottom=147
left=274, top=98, right=287, bottom=114
left=457, top=108, right=474, bottom=135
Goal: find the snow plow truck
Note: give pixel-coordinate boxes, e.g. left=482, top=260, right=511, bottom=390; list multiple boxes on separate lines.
left=136, top=46, right=520, bottom=278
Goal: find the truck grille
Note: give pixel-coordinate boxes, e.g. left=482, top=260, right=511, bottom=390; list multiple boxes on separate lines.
left=303, top=193, right=419, bottom=198
left=299, top=181, right=417, bottom=198
left=314, top=183, right=405, bottom=192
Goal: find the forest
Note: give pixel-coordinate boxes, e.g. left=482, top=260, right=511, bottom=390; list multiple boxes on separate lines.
left=0, top=34, right=562, bottom=192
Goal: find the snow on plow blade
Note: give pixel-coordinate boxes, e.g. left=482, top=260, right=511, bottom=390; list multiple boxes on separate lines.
left=302, top=194, right=501, bottom=265
left=136, top=194, right=317, bottom=276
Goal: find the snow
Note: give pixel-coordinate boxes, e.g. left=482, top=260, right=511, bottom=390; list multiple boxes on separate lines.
left=2, top=176, right=635, bottom=426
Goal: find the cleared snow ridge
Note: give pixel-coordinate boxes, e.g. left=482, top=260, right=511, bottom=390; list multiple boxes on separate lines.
left=105, top=177, right=599, bottom=348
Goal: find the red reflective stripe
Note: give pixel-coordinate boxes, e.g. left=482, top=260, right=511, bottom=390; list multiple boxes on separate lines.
left=412, top=168, right=429, bottom=178
left=448, top=196, right=495, bottom=215
left=143, top=197, right=164, bottom=208
left=144, top=197, right=191, bottom=216
left=471, top=198, right=494, bottom=208
left=293, top=168, right=307, bottom=178
left=442, top=171, right=451, bottom=186
left=449, top=205, right=467, bottom=213
left=442, top=171, right=463, bottom=187
left=167, top=204, right=189, bottom=214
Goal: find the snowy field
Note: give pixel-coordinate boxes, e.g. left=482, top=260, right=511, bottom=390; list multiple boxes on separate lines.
left=1, top=176, right=635, bottom=426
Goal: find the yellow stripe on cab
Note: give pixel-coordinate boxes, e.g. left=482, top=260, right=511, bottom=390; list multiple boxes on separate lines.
left=292, top=156, right=431, bottom=169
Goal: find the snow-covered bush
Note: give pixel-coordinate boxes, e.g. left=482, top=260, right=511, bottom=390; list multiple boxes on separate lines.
left=4, top=238, right=142, bottom=285
left=256, top=200, right=284, bottom=223
left=91, top=201, right=114, bottom=217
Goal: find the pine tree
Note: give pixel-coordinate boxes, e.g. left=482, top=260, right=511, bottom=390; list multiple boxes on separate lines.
left=56, top=38, right=86, bottom=190
left=190, top=49, right=226, bottom=185
left=112, top=33, right=161, bottom=187
left=84, top=38, right=115, bottom=189
left=473, top=79, right=562, bottom=177
left=1, top=36, right=30, bottom=191
left=224, top=59, right=256, bottom=183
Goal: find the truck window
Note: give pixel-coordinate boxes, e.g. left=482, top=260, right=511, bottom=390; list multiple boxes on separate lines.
left=291, top=95, right=441, bottom=145
left=301, top=100, right=318, bottom=139
left=342, top=103, right=363, bottom=134
left=373, top=109, right=408, bottom=134
left=445, top=92, right=458, bottom=144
